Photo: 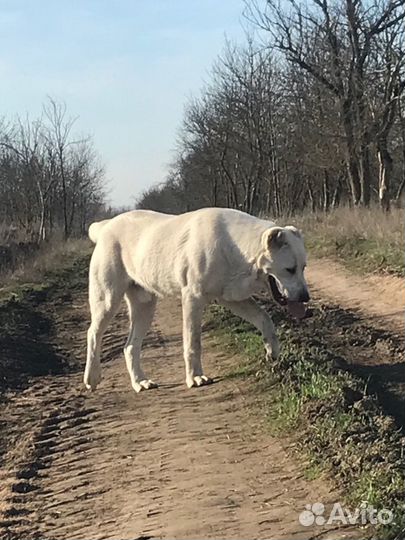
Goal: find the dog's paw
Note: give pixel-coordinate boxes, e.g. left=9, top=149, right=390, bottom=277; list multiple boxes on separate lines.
left=186, top=375, right=213, bottom=388
left=265, top=340, right=280, bottom=361
left=133, top=379, right=158, bottom=393
left=84, top=368, right=101, bottom=391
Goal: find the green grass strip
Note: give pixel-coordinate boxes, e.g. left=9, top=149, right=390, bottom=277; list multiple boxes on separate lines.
left=208, top=304, right=405, bottom=540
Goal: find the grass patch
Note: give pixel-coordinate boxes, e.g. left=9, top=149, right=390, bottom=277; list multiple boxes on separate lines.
left=284, top=206, right=404, bottom=276
left=208, top=303, right=405, bottom=539
left=303, top=461, right=324, bottom=481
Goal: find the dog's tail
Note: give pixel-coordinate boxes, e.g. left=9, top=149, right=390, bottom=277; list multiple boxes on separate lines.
left=88, top=219, right=111, bottom=244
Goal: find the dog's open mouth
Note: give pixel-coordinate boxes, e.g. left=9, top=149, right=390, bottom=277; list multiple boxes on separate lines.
left=268, top=275, right=287, bottom=306
left=268, top=275, right=307, bottom=319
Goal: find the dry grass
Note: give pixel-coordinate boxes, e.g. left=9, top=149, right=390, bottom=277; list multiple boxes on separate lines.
left=283, top=206, right=404, bottom=276
left=0, top=237, right=92, bottom=294
left=296, top=205, right=404, bottom=245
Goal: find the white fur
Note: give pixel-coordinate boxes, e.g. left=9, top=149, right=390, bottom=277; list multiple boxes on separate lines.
left=84, top=208, right=308, bottom=392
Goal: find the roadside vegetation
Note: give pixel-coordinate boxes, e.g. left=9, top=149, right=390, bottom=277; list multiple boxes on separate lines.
left=0, top=97, right=112, bottom=287
left=287, top=206, right=405, bottom=276
left=0, top=246, right=90, bottom=393
left=0, top=237, right=91, bottom=293
left=207, top=304, right=405, bottom=540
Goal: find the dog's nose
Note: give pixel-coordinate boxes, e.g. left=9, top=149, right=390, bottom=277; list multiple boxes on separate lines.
left=299, top=289, right=310, bottom=303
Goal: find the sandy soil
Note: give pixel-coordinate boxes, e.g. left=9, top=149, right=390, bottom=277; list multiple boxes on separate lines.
left=0, top=295, right=360, bottom=540
left=307, top=258, right=404, bottom=336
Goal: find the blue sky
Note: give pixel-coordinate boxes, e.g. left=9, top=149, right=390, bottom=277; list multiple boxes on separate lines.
left=0, top=0, right=247, bottom=206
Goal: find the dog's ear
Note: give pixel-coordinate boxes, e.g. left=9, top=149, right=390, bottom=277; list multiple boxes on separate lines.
left=262, top=227, right=285, bottom=251
left=285, top=225, right=303, bottom=239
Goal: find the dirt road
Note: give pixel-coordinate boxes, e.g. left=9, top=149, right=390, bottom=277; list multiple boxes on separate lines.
left=307, top=258, right=404, bottom=336
left=1, top=254, right=401, bottom=540
left=0, top=291, right=359, bottom=540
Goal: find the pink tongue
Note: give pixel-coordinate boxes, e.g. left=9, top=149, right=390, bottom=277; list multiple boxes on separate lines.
left=287, top=301, right=306, bottom=319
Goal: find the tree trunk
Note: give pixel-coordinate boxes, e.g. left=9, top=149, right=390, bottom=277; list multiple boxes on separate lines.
left=377, top=141, right=393, bottom=211
left=331, top=178, right=342, bottom=208
left=359, top=143, right=371, bottom=206
left=395, top=176, right=405, bottom=203
left=342, top=100, right=362, bottom=205
left=322, top=170, right=330, bottom=212
left=59, top=156, right=69, bottom=239
left=345, top=154, right=362, bottom=205
left=307, top=179, right=316, bottom=212
left=212, top=174, right=218, bottom=206
left=37, top=181, right=46, bottom=242
left=395, top=99, right=405, bottom=204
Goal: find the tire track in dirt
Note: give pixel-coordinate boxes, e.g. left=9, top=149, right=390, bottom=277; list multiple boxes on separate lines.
left=0, top=294, right=361, bottom=540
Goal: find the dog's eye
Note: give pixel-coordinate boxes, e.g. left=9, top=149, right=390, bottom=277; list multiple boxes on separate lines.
left=286, top=267, right=296, bottom=275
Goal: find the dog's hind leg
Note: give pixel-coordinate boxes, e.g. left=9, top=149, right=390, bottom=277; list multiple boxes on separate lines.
left=181, top=289, right=212, bottom=388
left=124, top=285, right=157, bottom=393
left=84, top=253, right=127, bottom=391
left=220, top=298, right=280, bottom=360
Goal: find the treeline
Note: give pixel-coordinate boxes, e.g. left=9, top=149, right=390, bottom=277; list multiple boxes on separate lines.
left=0, top=99, right=105, bottom=242
left=138, top=0, right=405, bottom=215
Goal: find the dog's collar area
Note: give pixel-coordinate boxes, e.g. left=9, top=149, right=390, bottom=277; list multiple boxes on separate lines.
left=268, top=275, right=287, bottom=306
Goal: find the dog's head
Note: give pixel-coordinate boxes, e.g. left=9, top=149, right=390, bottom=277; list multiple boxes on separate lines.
left=257, top=226, right=310, bottom=319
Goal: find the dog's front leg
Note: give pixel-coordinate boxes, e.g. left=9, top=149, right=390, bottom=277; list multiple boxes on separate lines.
left=220, top=298, right=280, bottom=360
left=181, top=289, right=212, bottom=388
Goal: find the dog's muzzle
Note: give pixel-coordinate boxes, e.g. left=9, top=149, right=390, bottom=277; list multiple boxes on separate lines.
left=268, top=275, right=308, bottom=319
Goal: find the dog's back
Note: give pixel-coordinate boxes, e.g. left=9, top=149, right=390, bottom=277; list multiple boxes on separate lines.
left=88, top=208, right=273, bottom=298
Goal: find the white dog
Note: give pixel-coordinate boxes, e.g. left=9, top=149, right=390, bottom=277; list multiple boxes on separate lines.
left=84, top=208, right=309, bottom=392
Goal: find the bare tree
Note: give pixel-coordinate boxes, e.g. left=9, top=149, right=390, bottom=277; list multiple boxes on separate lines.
left=0, top=99, right=106, bottom=242
left=135, top=2, right=405, bottom=216
left=245, top=0, right=405, bottom=207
